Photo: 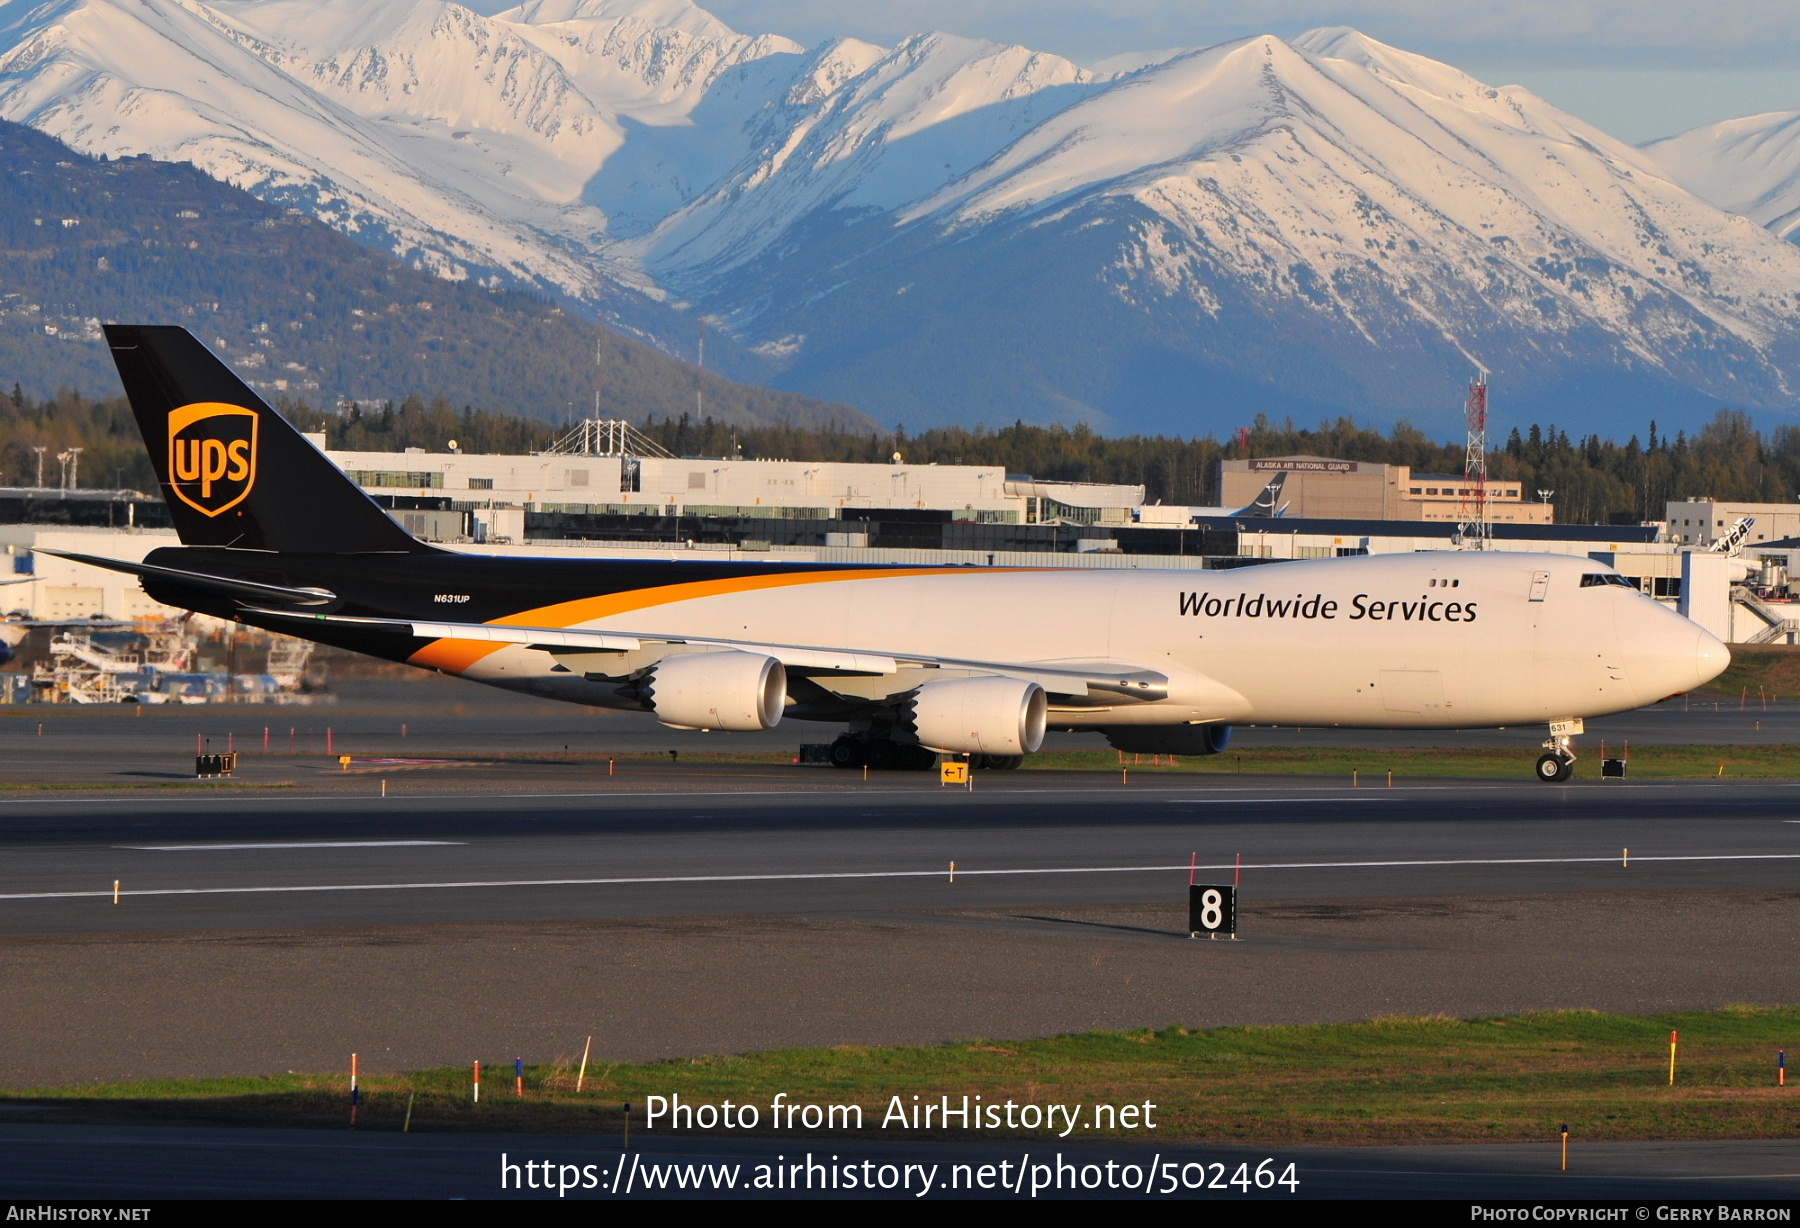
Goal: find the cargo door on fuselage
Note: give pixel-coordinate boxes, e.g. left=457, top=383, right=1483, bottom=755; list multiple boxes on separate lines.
left=1379, top=669, right=1445, bottom=715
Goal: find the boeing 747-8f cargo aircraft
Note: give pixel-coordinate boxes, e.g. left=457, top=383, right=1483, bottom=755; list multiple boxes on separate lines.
left=49, top=327, right=1727, bottom=781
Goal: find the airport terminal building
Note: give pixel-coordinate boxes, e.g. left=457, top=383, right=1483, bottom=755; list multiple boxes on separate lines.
left=1216, top=456, right=1552, bottom=523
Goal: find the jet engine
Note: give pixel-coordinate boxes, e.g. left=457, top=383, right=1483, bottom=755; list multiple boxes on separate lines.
left=905, top=676, right=1047, bottom=756
left=645, top=651, right=786, bottom=731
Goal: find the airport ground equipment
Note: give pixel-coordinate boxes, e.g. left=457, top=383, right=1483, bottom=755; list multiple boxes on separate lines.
left=35, top=630, right=131, bottom=703
left=264, top=636, right=315, bottom=691
left=68, top=325, right=1732, bottom=780
left=21, top=616, right=319, bottom=704
left=29, top=622, right=194, bottom=702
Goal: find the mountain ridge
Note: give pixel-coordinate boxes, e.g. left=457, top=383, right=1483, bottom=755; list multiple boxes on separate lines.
left=0, top=117, right=875, bottom=431
left=5, top=0, right=1800, bottom=433
left=1644, top=110, right=1800, bottom=243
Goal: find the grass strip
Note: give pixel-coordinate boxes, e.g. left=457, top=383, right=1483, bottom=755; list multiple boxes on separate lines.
left=6, top=1006, right=1797, bottom=1142
left=0, top=781, right=295, bottom=792
left=260, top=744, right=1800, bottom=779
left=1027, top=744, right=1800, bottom=779
left=1702, top=644, right=1800, bottom=702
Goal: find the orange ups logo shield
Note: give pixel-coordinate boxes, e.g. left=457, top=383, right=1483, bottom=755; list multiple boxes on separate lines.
left=168, top=402, right=257, bottom=517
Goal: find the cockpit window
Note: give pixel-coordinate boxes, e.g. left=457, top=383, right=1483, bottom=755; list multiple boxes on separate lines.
left=1580, top=573, right=1638, bottom=589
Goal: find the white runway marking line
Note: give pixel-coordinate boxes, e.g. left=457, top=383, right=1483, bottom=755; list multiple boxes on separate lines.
left=0, top=780, right=1785, bottom=808
left=5, top=851, right=1800, bottom=902
left=119, top=841, right=467, bottom=852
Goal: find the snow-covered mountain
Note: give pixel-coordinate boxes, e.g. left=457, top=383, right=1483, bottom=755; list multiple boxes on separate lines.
left=4, top=0, right=1800, bottom=432
left=0, top=0, right=797, bottom=311
left=639, top=24, right=1800, bottom=430
left=1644, top=111, right=1800, bottom=243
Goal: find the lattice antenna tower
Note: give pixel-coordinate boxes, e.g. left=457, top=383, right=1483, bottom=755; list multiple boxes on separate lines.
left=1460, top=372, right=1490, bottom=549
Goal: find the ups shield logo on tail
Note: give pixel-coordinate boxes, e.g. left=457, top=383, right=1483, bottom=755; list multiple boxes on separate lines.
left=168, top=402, right=257, bottom=517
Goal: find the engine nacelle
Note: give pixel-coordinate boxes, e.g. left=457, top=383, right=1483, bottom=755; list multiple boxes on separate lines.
left=906, top=676, right=1047, bottom=756
left=645, top=651, right=786, bottom=731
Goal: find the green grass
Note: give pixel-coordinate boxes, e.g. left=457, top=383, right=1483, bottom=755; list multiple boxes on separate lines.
left=330, top=744, right=1800, bottom=779
left=1704, top=644, right=1800, bottom=701
left=4, top=744, right=1793, bottom=785
left=0, top=780, right=295, bottom=791
left=1029, top=745, right=1800, bottom=779
left=8, top=1007, right=1798, bottom=1143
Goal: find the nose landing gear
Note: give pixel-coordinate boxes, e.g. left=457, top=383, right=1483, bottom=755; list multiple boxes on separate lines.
left=1535, top=718, right=1583, bottom=782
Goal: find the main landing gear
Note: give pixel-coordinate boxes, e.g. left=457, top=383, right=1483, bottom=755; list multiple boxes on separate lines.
left=1534, top=718, right=1583, bottom=783
left=827, top=735, right=1023, bottom=771
left=828, top=735, right=937, bottom=771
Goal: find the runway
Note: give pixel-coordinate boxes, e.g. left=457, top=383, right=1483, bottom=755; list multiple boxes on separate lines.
left=1, top=728, right=1798, bottom=1199
left=0, top=772, right=1793, bottom=1087
left=0, top=774, right=1797, bottom=933
left=0, top=681, right=1793, bottom=794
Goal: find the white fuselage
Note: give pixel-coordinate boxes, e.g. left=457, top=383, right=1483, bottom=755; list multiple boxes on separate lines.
left=449, top=551, right=1727, bottom=730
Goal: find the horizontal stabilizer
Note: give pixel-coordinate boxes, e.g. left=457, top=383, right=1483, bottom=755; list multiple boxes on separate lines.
left=40, top=550, right=337, bottom=607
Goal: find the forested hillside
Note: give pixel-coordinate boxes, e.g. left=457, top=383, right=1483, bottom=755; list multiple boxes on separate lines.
left=0, top=386, right=565, bottom=492
left=634, top=409, right=1800, bottom=525
left=0, top=121, right=871, bottom=432
left=1, top=384, right=1786, bottom=529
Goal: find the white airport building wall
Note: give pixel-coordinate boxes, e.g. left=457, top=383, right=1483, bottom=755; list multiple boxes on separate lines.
left=1232, top=527, right=1679, bottom=561
left=0, top=526, right=182, bottom=621
left=316, top=441, right=1144, bottom=524
left=1665, top=500, right=1800, bottom=548
left=1678, top=551, right=1733, bottom=641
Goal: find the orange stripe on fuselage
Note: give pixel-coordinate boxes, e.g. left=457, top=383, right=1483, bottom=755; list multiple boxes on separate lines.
left=407, top=567, right=1022, bottom=674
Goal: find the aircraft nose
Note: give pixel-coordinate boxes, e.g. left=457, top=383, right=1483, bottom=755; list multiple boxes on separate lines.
left=1693, top=624, right=1731, bottom=690
left=1622, top=602, right=1730, bottom=704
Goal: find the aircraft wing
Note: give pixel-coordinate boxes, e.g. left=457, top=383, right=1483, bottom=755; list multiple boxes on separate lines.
left=245, top=609, right=1169, bottom=702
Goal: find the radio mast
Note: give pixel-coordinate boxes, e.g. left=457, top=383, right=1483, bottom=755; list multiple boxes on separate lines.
left=1460, top=373, right=1489, bottom=550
